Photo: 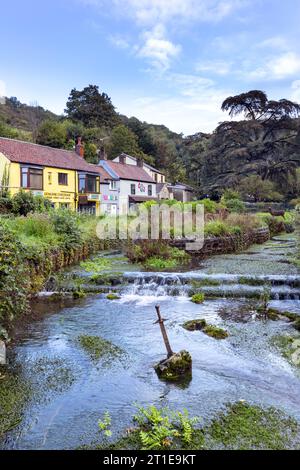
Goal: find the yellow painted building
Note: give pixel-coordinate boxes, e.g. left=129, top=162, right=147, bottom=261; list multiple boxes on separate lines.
left=0, top=137, right=101, bottom=215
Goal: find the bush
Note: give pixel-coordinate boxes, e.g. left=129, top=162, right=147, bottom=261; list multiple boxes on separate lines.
left=192, top=199, right=217, bottom=213
left=51, top=209, right=82, bottom=249
left=204, top=220, right=231, bottom=237
left=225, top=198, right=245, bottom=213
left=0, top=196, right=13, bottom=214
left=11, top=191, right=52, bottom=216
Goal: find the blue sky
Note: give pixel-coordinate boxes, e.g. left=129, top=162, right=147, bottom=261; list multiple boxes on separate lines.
left=1, top=0, right=300, bottom=135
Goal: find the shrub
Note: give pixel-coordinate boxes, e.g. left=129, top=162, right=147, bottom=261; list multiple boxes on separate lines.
left=11, top=191, right=52, bottom=216
left=144, top=257, right=178, bottom=270
left=192, top=199, right=217, bottom=213
left=225, top=198, right=245, bottom=213
left=204, top=220, right=230, bottom=237
left=0, top=196, right=13, bottom=214
left=51, top=209, right=82, bottom=248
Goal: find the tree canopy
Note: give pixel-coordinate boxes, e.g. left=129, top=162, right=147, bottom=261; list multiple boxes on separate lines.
left=65, top=85, right=119, bottom=129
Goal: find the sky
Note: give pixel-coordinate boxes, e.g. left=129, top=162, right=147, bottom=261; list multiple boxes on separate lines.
left=1, top=0, right=300, bottom=135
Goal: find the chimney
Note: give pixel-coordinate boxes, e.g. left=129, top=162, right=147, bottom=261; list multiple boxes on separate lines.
left=137, top=158, right=143, bottom=168
left=99, top=146, right=107, bottom=161
left=75, top=137, right=84, bottom=158
left=119, top=154, right=126, bottom=164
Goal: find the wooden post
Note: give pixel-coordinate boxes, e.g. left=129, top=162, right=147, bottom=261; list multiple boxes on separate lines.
left=155, top=305, right=174, bottom=358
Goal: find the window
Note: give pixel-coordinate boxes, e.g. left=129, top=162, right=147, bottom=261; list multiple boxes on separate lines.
left=58, top=173, right=68, bottom=185
left=148, top=185, right=152, bottom=196
left=21, top=167, right=43, bottom=190
left=78, top=174, right=99, bottom=193
left=155, top=173, right=158, bottom=182
left=109, top=180, right=117, bottom=190
left=48, top=172, right=52, bottom=185
left=131, top=184, right=136, bottom=195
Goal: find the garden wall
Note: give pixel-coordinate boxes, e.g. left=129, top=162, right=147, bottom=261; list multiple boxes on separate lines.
left=171, top=227, right=271, bottom=257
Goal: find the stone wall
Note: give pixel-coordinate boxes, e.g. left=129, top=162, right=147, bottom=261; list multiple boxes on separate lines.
left=171, top=227, right=271, bottom=257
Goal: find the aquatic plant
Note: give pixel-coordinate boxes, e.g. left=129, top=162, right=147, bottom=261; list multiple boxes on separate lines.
left=77, top=335, right=122, bottom=361
left=190, top=293, right=205, bottom=304
left=98, top=411, right=112, bottom=438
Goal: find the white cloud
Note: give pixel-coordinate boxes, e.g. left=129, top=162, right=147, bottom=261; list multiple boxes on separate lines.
left=291, top=80, right=300, bottom=103
left=0, top=80, right=6, bottom=104
left=196, top=60, right=232, bottom=76
left=243, top=52, right=300, bottom=81
left=82, top=0, right=250, bottom=25
left=137, top=25, right=181, bottom=70
left=116, top=71, right=231, bottom=134
left=257, top=36, right=289, bottom=51
left=109, top=35, right=130, bottom=49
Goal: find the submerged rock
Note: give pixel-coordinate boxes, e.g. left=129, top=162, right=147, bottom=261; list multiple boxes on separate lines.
left=154, top=350, right=192, bottom=382
left=183, top=319, right=228, bottom=339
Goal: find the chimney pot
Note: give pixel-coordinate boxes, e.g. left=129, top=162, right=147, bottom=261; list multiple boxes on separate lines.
left=75, top=137, right=84, bottom=157
left=119, top=154, right=126, bottom=164
left=137, top=158, right=143, bottom=168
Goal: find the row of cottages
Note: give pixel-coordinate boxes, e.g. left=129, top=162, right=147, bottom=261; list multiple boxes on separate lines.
left=0, top=137, right=103, bottom=214
left=0, top=137, right=195, bottom=215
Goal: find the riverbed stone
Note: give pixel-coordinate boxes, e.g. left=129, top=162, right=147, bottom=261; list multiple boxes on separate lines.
left=154, top=350, right=192, bottom=381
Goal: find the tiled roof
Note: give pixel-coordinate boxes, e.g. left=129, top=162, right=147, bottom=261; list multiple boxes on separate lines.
left=0, top=137, right=99, bottom=174
left=105, top=161, right=155, bottom=183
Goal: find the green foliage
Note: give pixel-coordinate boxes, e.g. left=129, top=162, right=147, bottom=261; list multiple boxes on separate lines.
left=238, top=176, right=284, bottom=202
left=225, top=198, right=245, bottom=213
left=110, top=124, right=143, bottom=159
left=204, top=220, right=231, bottom=237
left=84, top=142, right=98, bottom=164
left=98, top=411, right=112, bottom=438
left=65, top=85, right=118, bottom=129
left=193, top=198, right=217, bottom=213
left=133, top=405, right=198, bottom=450
left=36, top=119, right=66, bottom=148
left=0, top=221, right=29, bottom=326
left=50, top=209, right=82, bottom=249
left=80, top=257, right=112, bottom=273
left=190, top=293, right=205, bottom=304
left=10, top=191, right=51, bottom=216
left=144, top=257, right=178, bottom=270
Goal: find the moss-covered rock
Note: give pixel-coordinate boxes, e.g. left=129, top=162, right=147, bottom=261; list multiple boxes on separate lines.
left=183, top=319, right=228, bottom=339
left=183, top=319, right=207, bottom=331
left=106, top=293, right=121, bottom=300
left=154, top=350, right=192, bottom=382
left=190, top=293, right=205, bottom=304
left=206, top=401, right=299, bottom=450
left=271, top=335, right=300, bottom=367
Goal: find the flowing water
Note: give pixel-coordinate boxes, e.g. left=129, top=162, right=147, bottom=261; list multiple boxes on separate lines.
left=2, top=232, right=300, bottom=450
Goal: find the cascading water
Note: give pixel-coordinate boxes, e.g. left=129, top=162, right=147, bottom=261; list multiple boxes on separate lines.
left=122, top=272, right=300, bottom=300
